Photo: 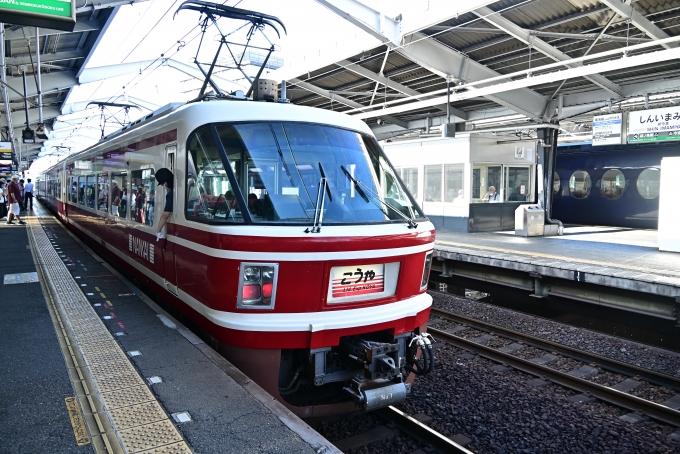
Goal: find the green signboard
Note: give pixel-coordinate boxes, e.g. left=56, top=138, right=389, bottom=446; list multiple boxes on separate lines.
left=0, top=0, right=75, bottom=32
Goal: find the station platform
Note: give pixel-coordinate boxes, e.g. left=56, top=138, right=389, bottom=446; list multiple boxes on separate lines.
left=0, top=204, right=338, bottom=454
left=433, top=226, right=680, bottom=328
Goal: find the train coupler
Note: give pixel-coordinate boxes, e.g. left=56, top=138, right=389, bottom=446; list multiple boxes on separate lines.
left=343, top=376, right=409, bottom=411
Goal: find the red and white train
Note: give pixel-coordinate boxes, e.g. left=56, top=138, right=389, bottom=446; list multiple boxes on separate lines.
left=37, top=98, right=435, bottom=417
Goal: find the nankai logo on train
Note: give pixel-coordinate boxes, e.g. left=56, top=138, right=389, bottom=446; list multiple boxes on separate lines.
left=129, top=234, right=155, bottom=264
left=331, top=265, right=384, bottom=298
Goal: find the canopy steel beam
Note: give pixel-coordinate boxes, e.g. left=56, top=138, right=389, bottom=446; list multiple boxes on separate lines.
left=473, top=6, right=622, bottom=97
left=600, top=0, right=677, bottom=49
left=6, top=50, right=88, bottom=67
left=6, top=71, right=77, bottom=102
left=338, top=58, right=468, bottom=120
left=429, top=26, right=649, bottom=43
left=289, top=77, right=408, bottom=128
left=4, top=21, right=102, bottom=40
left=314, top=0, right=401, bottom=47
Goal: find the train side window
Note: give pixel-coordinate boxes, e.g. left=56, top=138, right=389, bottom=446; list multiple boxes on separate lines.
left=86, top=175, right=96, bottom=208
left=97, top=173, right=109, bottom=211
left=600, top=169, right=626, bottom=200
left=569, top=170, right=591, bottom=199
left=130, top=169, right=155, bottom=225
left=78, top=176, right=86, bottom=205
left=553, top=172, right=560, bottom=195
left=70, top=177, right=77, bottom=203
left=186, top=127, right=244, bottom=223
left=111, top=172, right=128, bottom=218
left=636, top=168, right=660, bottom=200
left=424, top=165, right=442, bottom=202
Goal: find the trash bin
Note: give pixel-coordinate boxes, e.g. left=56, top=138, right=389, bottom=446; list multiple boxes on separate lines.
left=515, top=204, right=545, bottom=237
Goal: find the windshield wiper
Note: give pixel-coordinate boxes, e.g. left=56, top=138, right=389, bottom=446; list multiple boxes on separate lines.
left=305, top=163, right=333, bottom=233
left=341, top=165, right=418, bottom=229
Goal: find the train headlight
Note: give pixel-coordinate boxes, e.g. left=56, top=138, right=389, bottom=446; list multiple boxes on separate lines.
left=238, top=263, right=278, bottom=309
left=420, top=251, right=433, bottom=290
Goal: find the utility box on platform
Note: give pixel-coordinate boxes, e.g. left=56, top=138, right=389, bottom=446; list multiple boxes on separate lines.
left=515, top=205, right=544, bottom=237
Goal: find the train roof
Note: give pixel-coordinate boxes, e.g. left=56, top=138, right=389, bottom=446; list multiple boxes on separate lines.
left=42, top=100, right=375, bottom=174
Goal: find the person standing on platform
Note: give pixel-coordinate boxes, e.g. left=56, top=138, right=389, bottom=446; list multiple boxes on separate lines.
left=23, top=178, right=34, bottom=211
left=155, top=168, right=173, bottom=241
left=18, top=179, right=25, bottom=211
left=0, top=178, right=7, bottom=221
left=6, top=176, right=25, bottom=225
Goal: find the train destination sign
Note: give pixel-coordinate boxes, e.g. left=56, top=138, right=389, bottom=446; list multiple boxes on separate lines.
left=628, top=107, right=680, bottom=144
left=0, top=0, right=76, bottom=32
left=592, top=113, right=622, bottom=146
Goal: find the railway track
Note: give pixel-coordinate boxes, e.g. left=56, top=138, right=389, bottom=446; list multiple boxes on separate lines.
left=428, top=307, right=680, bottom=427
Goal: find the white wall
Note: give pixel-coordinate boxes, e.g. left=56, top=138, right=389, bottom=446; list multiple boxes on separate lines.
left=383, top=136, right=471, bottom=219
left=659, top=156, right=680, bottom=253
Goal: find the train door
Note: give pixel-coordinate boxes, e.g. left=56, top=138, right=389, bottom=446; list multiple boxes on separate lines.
left=162, top=144, right=179, bottom=296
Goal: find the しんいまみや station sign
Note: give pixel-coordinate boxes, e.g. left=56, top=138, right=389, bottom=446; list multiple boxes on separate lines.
left=628, top=107, right=680, bottom=144
left=0, top=0, right=75, bottom=32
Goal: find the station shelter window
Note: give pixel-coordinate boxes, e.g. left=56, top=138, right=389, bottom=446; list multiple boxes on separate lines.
left=444, top=164, right=465, bottom=202
left=636, top=168, right=660, bottom=200
left=97, top=173, right=109, bottom=211
left=111, top=172, right=128, bottom=218
left=399, top=167, right=418, bottom=200
left=505, top=166, right=531, bottom=202
left=553, top=172, right=560, bottom=195
left=131, top=168, right=156, bottom=225
left=600, top=169, right=625, bottom=200
left=472, top=165, right=501, bottom=202
left=86, top=175, right=96, bottom=208
left=186, top=127, right=243, bottom=223
left=424, top=165, right=442, bottom=202
left=569, top=170, right=591, bottom=199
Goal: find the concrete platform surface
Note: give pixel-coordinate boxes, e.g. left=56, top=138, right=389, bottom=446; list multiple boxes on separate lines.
left=0, top=204, right=339, bottom=454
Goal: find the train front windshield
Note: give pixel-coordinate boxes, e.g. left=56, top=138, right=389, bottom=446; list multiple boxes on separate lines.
left=187, top=122, right=424, bottom=225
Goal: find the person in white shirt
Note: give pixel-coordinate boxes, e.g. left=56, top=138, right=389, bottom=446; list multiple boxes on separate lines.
left=23, top=178, right=34, bottom=211
left=483, top=186, right=500, bottom=203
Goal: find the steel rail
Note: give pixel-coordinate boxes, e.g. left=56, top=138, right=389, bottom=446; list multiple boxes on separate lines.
left=375, top=406, right=474, bottom=454
left=428, top=325, right=680, bottom=427
left=430, top=307, right=680, bottom=392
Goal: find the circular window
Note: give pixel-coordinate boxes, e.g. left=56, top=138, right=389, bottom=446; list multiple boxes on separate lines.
left=600, top=169, right=626, bottom=200
left=636, top=168, right=660, bottom=200
left=552, top=172, right=560, bottom=195
left=569, top=170, right=591, bottom=199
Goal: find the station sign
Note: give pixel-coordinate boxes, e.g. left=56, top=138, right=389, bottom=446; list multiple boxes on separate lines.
left=592, top=113, right=622, bottom=146
left=0, top=0, right=76, bottom=32
left=628, top=107, right=680, bottom=144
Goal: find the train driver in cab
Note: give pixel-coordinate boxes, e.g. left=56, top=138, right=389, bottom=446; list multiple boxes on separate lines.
left=155, top=168, right=173, bottom=241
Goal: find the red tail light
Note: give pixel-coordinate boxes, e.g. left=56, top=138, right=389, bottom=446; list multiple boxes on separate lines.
left=242, top=284, right=261, bottom=300
left=237, top=263, right=279, bottom=309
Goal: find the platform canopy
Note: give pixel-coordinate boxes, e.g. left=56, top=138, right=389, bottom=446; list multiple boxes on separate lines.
left=286, top=0, right=680, bottom=142
left=0, top=0, right=151, bottom=167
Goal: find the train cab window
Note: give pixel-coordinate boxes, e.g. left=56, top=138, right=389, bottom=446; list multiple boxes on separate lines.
left=131, top=169, right=155, bottom=225
left=600, top=169, right=626, bottom=200
left=86, top=175, right=96, bottom=208
left=77, top=176, right=86, bottom=205
left=424, top=165, right=442, bottom=202
left=569, top=170, right=591, bottom=198
left=111, top=172, right=128, bottom=218
left=186, top=127, right=244, bottom=223
left=97, top=173, right=109, bottom=211
left=553, top=172, right=560, bottom=195
left=444, top=164, right=464, bottom=202
left=505, top=167, right=530, bottom=202
left=636, top=168, right=660, bottom=200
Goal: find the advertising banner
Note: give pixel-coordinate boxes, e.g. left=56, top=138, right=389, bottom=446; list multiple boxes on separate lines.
left=628, top=107, right=680, bottom=143
left=592, top=113, right=623, bottom=146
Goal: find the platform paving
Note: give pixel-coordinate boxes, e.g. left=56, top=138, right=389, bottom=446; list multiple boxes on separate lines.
left=0, top=204, right=338, bottom=453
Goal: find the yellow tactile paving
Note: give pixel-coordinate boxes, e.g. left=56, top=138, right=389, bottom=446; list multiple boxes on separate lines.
left=28, top=216, right=192, bottom=453
left=118, top=420, right=185, bottom=453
